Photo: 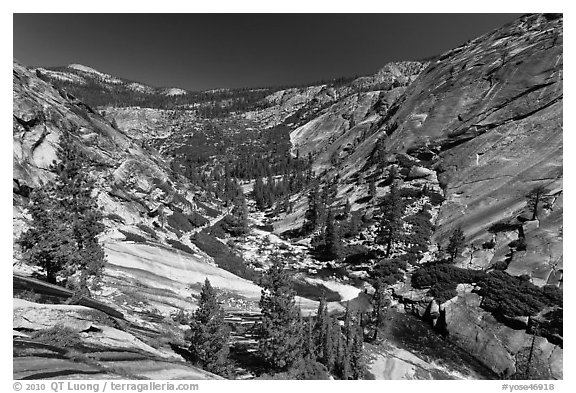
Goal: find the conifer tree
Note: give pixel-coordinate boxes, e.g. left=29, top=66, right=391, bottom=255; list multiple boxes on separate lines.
left=369, top=177, right=377, bottom=200
left=257, top=254, right=303, bottom=370
left=18, top=187, right=77, bottom=285
left=313, top=297, right=328, bottom=362
left=302, top=316, right=316, bottom=360
left=526, top=186, right=546, bottom=221
left=344, top=198, right=352, bottom=218
left=377, top=181, right=404, bottom=258
left=187, top=278, right=231, bottom=376
left=305, top=183, right=320, bottom=232
left=349, top=314, right=365, bottom=379
left=335, top=321, right=350, bottom=379
left=324, top=316, right=338, bottom=373
left=371, top=278, right=389, bottom=341
left=227, top=192, right=248, bottom=235
left=447, top=227, right=466, bottom=263
left=324, top=209, right=343, bottom=260
left=18, top=131, right=106, bottom=294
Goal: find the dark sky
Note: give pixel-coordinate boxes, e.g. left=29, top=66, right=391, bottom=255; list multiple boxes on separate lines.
left=14, top=14, right=522, bottom=91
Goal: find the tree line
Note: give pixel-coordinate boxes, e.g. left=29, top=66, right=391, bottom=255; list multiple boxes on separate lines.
left=184, top=253, right=394, bottom=379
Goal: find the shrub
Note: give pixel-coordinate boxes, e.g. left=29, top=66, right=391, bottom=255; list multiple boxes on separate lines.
left=412, top=263, right=486, bottom=289
left=219, top=214, right=246, bottom=237
left=399, top=187, right=420, bottom=199
left=429, top=282, right=457, bottom=303
left=106, top=213, right=125, bottom=223
left=482, top=240, right=496, bottom=249
left=508, top=238, right=527, bottom=251
left=167, top=211, right=194, bottom=233
left=195, top=200, right=220, bottom=218
left=119, top=229, right=148, bottom=244
left=411, top=263, right=487, bottom=302
left=191, top=232, right=257, bottom=281
left=31, top=324, right=82, bottom=348
left=167, top=211, right=209, bottom=234
left=136, top=224, right=157, bottom=239
left=491, top=261, right=508, bottom=271
left=396, top=154, right=416, bottom=170
left=488, top=222, right=521, bottom=233
left=344, top=244, right=376, bottom=265
left=373, top=258, right=407, bottom=285
left=171, top=309, right=191, bottom=325
left=538, top=309, right=563, bottom=342
left=167, top=239, right=195, bottom=254
left=477, top=271, right=562, bottom=317
left=189, top=211, right=209, bottom=227
left=402, top=208, right=434, bottom=257
left=260, top=357, right=330, bottom=380
left=422, top=188, right=445, bottom=206
left=15, top=289, right=42, bottom=303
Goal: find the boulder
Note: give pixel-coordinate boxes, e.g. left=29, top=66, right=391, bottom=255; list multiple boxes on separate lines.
left=406, top=165, right=435, bottom=180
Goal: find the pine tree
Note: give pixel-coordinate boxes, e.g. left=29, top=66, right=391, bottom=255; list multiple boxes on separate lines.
left=257, top=254, right=303, bottom=370
left=314, top=297, right=330, bottom=364
left=302, top=316, right=316, bottom=360
left=349, top=314, right=365, bottom=379
left=227, top=192, right=248, bottom=235
left=369, top=177, right=377, bottom=200
left=324, top=316, right=338, bottom=373
left=18, top=131, right=106, bottom=294
left=186, top=278, right=231, bottom=376
left=447, top=227, right=466, bottom=263
left=526, top=186, right=546, bottom=221
left=344, top=198, right=352, bottom=218
left=377, top=181, right=404, bottom=258
left=371, top=278, right=389, bottom=341
left=18, top=187, right=77, bottom=284
left=324, top=209, right=343, bottom=260
left=305, top=183, right=320, bottom=232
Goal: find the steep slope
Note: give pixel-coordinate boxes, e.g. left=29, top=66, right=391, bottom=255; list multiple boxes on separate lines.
left=267, top=14, right=562, bottom=379
left=287, top=13, right=562, bottom=285
left=12, top=60, right=267, bottom=379
left=374, top=13, right=562, bottom=283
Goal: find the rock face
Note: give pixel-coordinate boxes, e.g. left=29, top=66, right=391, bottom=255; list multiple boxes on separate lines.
left=13, top=299, right=221, bottom=380
left=294, top=14, right=562, bottom=284
left=12, top=61, right=253, bottom=379
left=377, top=14, right=563, bottom=283
left=13, top=60, right=224, bottom=246
left=279, top=13, right=563, bottom=379
left=441, top=293, right=562, bottom=379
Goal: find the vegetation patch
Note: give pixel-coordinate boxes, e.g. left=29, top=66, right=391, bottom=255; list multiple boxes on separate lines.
left=488, top=221, right=521, bottom=233
left=290, top=280, right=341, bottom=302
left=106, top=213, right=125, bottom=223
left=413, top=262, right=563, bottom=319
left=422, top=188, right=445, bottom=206
left=136, top=223, right=157, bottom=239
left=195, top=200, right=220, bottom=218
left=412, top=263, right=486, bottom=302
left=343, top=244, right=377, bottom=265
left=167, top=239, right=195, bottom=255
left=31, top=325, right=83, bottom=348
left=119, top=229, right=148, bottom=244
left=372, top=258, right=408, bottom=285
left=167, top=210, right=208, bottom=233
left=477, top=271, right=562, bottom=317
left=191, top=231, right=258, bottom=281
